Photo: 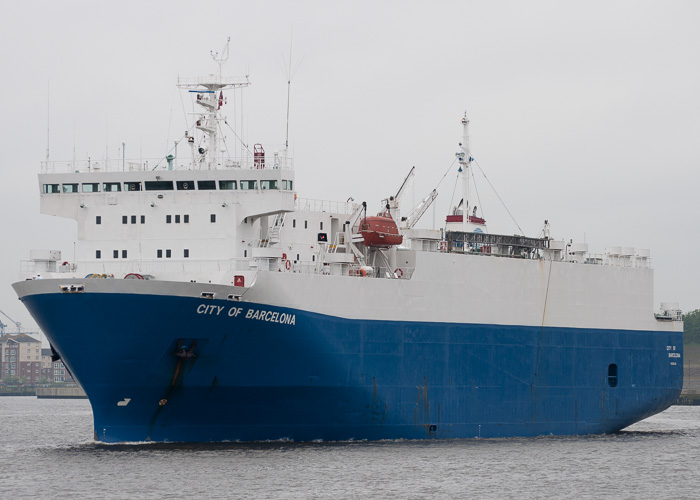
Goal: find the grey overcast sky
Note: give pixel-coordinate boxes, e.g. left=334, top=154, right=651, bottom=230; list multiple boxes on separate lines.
left=1, top=0, right=699, bottom=330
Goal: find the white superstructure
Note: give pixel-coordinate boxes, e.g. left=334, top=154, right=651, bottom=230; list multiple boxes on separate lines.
left=19, top=42, right=678, bottom=338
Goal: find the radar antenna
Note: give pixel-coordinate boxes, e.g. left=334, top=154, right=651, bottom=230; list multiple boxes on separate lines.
left=211, top=37, right=231, bottom=80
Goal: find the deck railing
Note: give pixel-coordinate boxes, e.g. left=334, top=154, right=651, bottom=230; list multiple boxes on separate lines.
left=40, top=155, right=293, bottom=174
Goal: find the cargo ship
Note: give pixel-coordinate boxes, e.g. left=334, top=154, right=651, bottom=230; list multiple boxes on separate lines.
left=13, top=43, right=683, bottom=442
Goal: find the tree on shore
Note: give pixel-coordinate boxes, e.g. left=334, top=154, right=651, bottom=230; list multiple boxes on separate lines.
left=684, top=309, right=700, bottom=344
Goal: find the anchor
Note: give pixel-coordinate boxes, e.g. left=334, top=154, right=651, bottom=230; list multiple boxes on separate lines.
left=170, top=339, right=198, bottom=387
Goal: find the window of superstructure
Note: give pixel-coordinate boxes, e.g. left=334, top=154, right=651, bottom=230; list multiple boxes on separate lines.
left=175, top=215, right=181, bottom=223
left=122, top=216, right=128, bottom=224
left=184, top=249, right=189, bottom=258
left=113, top=250, right=118, bottom=258
left=62, top=184, right=79, bottom=193
left=124, top=182, right=141, bottom=192
left=260, top=180, right=278, bottom=190
left=166, top=215, right=172, bottom=224
left=184, top=214, right=189, bottom=223
left=177, top=181, right=194, bottom=190
left=96, top=216, right=101, bottom=225
left=282, top=180, right=288, bottom=190
left=305, top=220, right=308, bottom=229
left=293, top=219, right=296, bottom=228
left=103, top=182, right=121, bottom=192
left=43, top=184, right=60, bottom=194
left=240, top=180, right=257, bottom=190
left=145, top=180, right=174, bottom=191
left=157, top=249, right=163, bottom=258
left=288, top=181, right=293, bottom=190
left=166, top=249, right=171, bottom=258
left=122, top=250, right=127, bottom=258
left=96, top=250, right=101, bottom=259
left=320, top=221, right=324, bottom=230
left=141, top=215, right=145, bottom=224
left=131, top=215, right=136, bottom=224
left=82, top=183, right=100, bottom=193
left=198, top=180, right=216, bottom=190
left=211, top=214, right=216, bottom=223
left=219, top=180, right=237, bottom=190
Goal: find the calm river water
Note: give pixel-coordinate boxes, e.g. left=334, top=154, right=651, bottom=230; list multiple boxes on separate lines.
left=1, top=397, right=698, bottom=499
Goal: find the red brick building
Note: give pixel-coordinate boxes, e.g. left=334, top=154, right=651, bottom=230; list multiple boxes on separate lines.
left=0, top=333, right=42, bottom=384
left=41, top=348, right=74, bottom=383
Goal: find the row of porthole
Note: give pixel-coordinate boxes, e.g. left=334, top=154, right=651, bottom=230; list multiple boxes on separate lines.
left=94, top=249, right=191, bottom=259
left=96, top=214, right=212, bottom=224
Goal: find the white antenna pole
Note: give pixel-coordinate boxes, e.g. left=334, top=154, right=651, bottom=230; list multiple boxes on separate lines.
left=285, top=29, right=293, bottom=153
left=45, top=81, right=50, bottom=162
left=105, top=115, right=109, bottom=169
left=459, top=113, right=471, bottom=234
left=72, top=120, right=76, bottom=171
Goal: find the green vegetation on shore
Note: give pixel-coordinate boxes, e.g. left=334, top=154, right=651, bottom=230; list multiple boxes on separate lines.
left=684, top=310, right=700, bottom=344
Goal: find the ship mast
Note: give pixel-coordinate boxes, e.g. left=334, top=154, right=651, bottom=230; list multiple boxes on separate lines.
left=457, top=113, right=472, bottom=234
left=177, top=37, right=250, bottom=170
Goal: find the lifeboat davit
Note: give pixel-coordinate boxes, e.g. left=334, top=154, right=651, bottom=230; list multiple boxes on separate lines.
left=358, top=211, right=403, bottom=247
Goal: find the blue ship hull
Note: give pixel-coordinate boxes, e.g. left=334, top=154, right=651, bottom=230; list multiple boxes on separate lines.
left=21, top=290, right=683, bottom=443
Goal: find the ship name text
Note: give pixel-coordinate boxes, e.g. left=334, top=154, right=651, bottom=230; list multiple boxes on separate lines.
left=196, top=303, right=296, bottom=325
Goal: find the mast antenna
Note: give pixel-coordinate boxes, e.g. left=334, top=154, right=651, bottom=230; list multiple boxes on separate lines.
left=280, top=28, right=303, bottom=154
left=211, top=37, right=231, bottom=80
left=45, top=81, right=50, bottom=161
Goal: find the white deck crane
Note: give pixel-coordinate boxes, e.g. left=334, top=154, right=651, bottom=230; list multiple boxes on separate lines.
left=386, top=166, right=416, bottom=223
left=400, top=189, right=438, bottom=231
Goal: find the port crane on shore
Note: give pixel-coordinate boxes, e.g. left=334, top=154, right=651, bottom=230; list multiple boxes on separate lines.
left=0, top=307, right=22, bottom=335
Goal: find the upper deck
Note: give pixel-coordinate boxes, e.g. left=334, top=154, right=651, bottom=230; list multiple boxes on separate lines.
left=40, top=150, right=293, bottom=175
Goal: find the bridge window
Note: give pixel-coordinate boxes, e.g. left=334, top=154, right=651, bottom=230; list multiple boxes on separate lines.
left=184, top=249, right=189, bottom=258
left=96, top=216, right=101, bottom=225
left=608, top=364, right=618, bottom=388
left=211, top=214, right=216, bottom=223
left=177, top=181, right=194, bottom=190
left=184, top=214, right=189, bottom=223
left=124, top=182, right=141, bottom=192
left=261, top=180, right=278, bottom=190
left=145, top=181, right=173, bottom=191
left=197, top=180, right=216, bottom=190
left=219, top=180, right=237, bottom=190
left=62, top=183, right=79, bottom=193
left=122, top=216, right=127, bottom=224
left=141, top=215, right=145, bottom=224
left=103, top=182, right=121, bottom=192
left=82, top=183, right=100, bottom=193
left=43, top=184, right=60, bottom=193
left=240, top=180, right=257, bottom=190
left=157, top=249, right=162, bottom=258
left=96, top=250, right=101, bottom=259
left=175, top=215, right=180, bottom=223
left=166, top=215, right=172, bottom=224
left=122, top=250, right=127, bottom=258
left=131, top=215, right=136, bottom=224
left=113, top=250, right=118, bottom=258
left=166, top=249, right=171, bottom=258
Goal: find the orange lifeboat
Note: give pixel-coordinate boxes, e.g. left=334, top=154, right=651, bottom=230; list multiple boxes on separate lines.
left=359, top=211, right=403, bottom=247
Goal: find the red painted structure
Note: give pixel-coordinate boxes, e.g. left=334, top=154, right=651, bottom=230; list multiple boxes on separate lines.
left=359, top=213, right=403, bottom=247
